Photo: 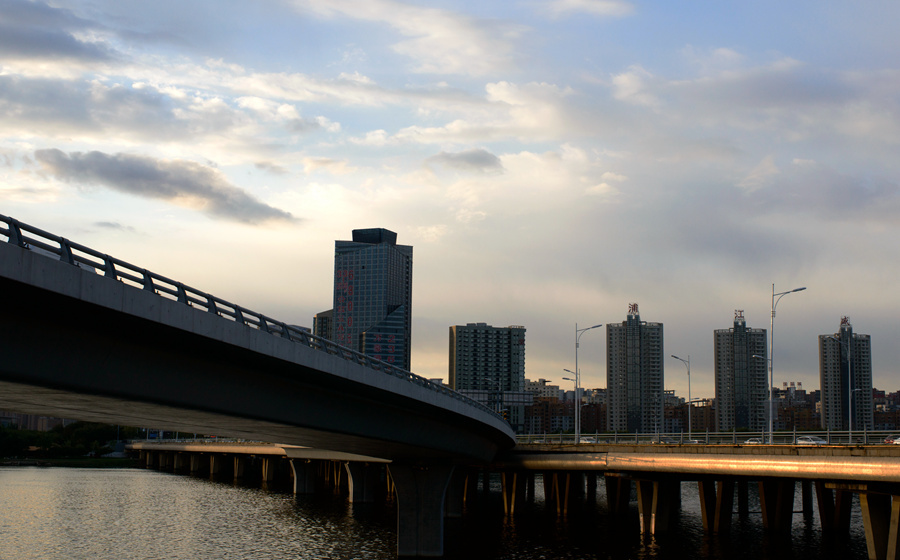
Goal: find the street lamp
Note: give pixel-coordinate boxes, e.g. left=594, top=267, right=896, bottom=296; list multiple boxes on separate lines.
left=562, top=374, right=577, bottom=440
left=769, top=284, right=806, bottom=444
left=572, top=323, right=603, bottom=444
left=671, top=355, right=691, bottom=441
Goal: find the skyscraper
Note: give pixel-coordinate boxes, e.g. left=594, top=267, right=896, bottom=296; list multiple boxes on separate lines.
left=329, top=228, right=413, bottom=370
left=714, top=310, right=768, bottom=432
left=819, top=316, right=873, bottom=431
left=606, top=303, right=664, bottom=433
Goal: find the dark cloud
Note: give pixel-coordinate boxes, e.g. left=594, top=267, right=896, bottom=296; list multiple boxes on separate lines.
left=255, top=161, right=289, bottom=175
left=0, top=76, right=230, bottom=142
left=427, top=148, right=504, bottom=174
left=94, top=221, right=137, bottom=233
left=286, top=118, right=324, bottom=133
left=36, top=149, right=297, bottom=225
left=0, top=0, right=118, bottom=64
left=748, top=164, right=900, bottom=222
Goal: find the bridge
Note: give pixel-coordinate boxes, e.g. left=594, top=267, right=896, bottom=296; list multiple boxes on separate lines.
left=0, top=214, right=516, bottom=557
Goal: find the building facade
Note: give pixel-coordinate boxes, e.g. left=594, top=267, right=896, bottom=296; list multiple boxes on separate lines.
left=450, top=323, right=527, bottom=431
left=606, top=303, right=664, bottom=433
left=714, top=310, right=768, bottom=432
left=819, top=316, right=873, bottom=431
left=329, top=228, right=413, bottom=370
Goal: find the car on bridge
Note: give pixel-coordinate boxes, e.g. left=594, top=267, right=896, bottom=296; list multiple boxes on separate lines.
left=797, top=435, right=828, bottom=445
left=884, top=435, right=900, bottom=444
left=744, top=437, right=763, bottom=444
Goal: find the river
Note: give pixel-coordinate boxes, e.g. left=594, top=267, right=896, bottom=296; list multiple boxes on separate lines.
left=0, top=467, right=870, bottom=559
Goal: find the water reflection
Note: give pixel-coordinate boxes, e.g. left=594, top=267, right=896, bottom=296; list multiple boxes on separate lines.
left=0, top=468, right=873, bottom=560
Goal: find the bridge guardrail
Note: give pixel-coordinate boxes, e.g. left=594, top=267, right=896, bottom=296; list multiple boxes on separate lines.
left=517, top=429, right=897, bottom=446
left=0, top=214, right=504, bottom=423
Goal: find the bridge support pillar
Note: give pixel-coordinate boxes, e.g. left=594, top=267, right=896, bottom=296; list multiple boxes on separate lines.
left=605, top=475, right=631, bottom=519
left=759, top=478, right=795, bottom=535
left=587, top=473, right=597, bottom=503
left=698, top=479, right=733, bottom=533
left=859, top=493, right=900, bottom=560
left=209, top=454, right=225, bottom=476
left=389, top=463, right=453, bottom=558
left=173, top=452, right=188, bottom=472
left=500, top=471, right=518, bottom=516
left=636, top=479, right=678, bottom=535
left=233, top=457, right=246, bottom=481
left=290, top=459, right=317, bottom=494
left=444, top=469, right=468, bottom=518
left=818, top=482, right=853, bottom=533
left=189, top=453, right=206, bottom=475
left=261, top=457, right=276, bottom=483
left=344, top=462, right=382, bottom=503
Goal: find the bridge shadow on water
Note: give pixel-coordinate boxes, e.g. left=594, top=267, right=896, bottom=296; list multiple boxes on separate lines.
left=442, top=475, right=869, bottom=560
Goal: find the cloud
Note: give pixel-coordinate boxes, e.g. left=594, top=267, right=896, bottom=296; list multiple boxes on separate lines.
left=426, top=149, right=504, bottom=174
left=544, top=0, right=635, bottom=18
left=35, top=149, right=296, bottom=225
left=290, top=0, right=524, bottom=76
left=302, top=157, right=357, bottom=175
left=254, top=161, right=289, bottom=175
left=0, top=0, right=120, bottom=72
left=611, top=65, right=663, bottom=108
left=94, top=221, right=137, bottom=233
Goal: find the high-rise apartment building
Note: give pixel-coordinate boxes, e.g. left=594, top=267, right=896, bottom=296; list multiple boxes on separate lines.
left=326, top=228, right=413, bottom=370
left=606, top=303, right=664, bottom=433
left=449, top=323, right=527, bottom=431
left=819, top=316, right=873, bottom=431
left=449, top=323, right=526, bottom=391
left=714, top=310, right=768, bottom=432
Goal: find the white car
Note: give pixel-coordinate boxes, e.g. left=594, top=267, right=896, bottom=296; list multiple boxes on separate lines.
left=744, top=437, right=763, bottom=445
left=797, top=435, right=828, bottom=445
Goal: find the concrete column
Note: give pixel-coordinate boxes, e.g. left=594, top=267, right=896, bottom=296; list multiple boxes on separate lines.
left=801, top=480, right=814, bottom=517
left=859, top=493, right=900, bottom=560
left=173, top=453, right=187, bottom=472
left=189, top=453, right=205, bottom=475
left=233, top=457, right=246, bottom=481
left=344, top=462, right=382, bottom=503
left=586, top=473, right=597, bottom=503
left=636, top=480, right=677, bottom=535
left=145, top=451, right=156, bottom=468
left=388, top=463, right=454, bottom=558
left=445, top=469, right=467, bottom=518
left=210, top=454, right=224, bottom=476
left=816, top=482, right=853, bottom=533
left=759, top=478, right=795, bottom=535
left=290, top=459, right=317, bottom=494
left=261, top=457, right=276, bottom=483
left=501, top=471, right=518, bottom=516
left=606, top=475, right=631, bottom=519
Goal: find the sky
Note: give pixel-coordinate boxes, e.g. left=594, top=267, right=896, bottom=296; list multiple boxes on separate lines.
left=2, top=0, right=899, bottom=400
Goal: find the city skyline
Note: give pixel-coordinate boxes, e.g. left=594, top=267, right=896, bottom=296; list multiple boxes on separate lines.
left=2, top=1, right=899, bottom=400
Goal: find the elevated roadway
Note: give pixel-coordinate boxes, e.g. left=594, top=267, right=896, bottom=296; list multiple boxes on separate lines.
left=0, top=214, right=516, bottom=557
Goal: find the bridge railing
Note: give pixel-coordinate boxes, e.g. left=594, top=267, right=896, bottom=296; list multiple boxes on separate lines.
left=0, top=214, right=503, bottom=422
left=517, top=429, right=898, bottom=446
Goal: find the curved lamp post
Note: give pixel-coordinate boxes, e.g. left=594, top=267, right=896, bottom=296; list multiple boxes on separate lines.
left=671, top=355, right=691, bottom=441
left=769, top=284, right=806, bottom=444
left=562, top=374, right=577, bottom=440
left=571, top=323, right=603, bottom=444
